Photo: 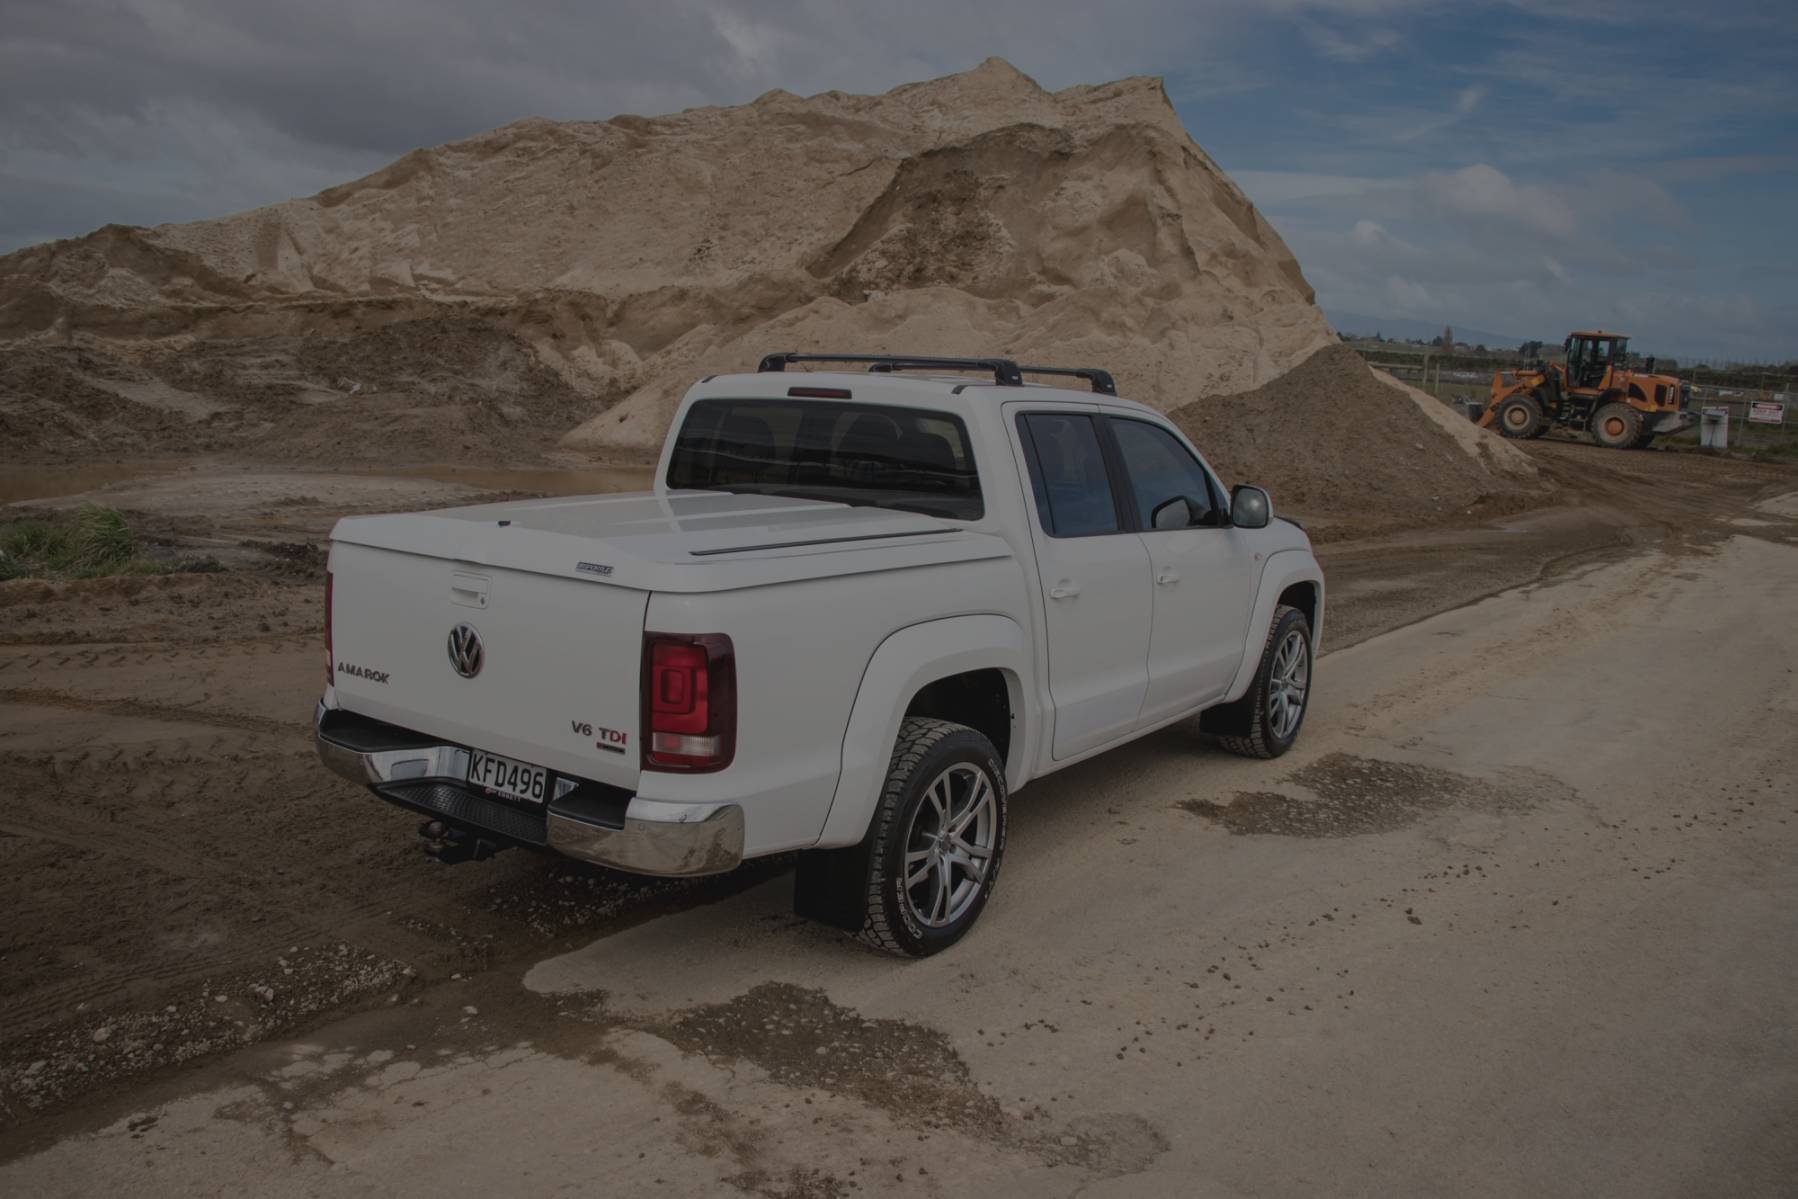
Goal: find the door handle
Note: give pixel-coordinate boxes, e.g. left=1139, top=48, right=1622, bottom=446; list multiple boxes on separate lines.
left=1049, top=581, right=1081, bottom=600
left=1156, top=567, right=1180, bottom=585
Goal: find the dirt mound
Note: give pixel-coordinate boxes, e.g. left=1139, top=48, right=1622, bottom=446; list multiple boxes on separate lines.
left=1173, top=345, right=1540, bottom=538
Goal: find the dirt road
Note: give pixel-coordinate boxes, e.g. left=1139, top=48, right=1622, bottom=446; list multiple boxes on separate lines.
left=2, top=448, right=1795, bottom=1196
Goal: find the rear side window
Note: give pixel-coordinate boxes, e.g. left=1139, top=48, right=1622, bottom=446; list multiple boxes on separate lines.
left=666, top=399, right=982, bottom=520
left=1108, top=418, right=1219, bottom=529
left=1017, top=413, right=1120, bottom=537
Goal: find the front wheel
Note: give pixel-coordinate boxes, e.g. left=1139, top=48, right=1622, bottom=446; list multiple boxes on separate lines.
left=1493, top=393, right=1545, bottom=439
left=1204, top=605, right=1313, bottom=760
left=858, top=718, right=1007, bottom=957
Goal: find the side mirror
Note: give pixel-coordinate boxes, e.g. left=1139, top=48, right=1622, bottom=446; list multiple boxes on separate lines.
left=1150, top=495, right=1195, bottom=531
left=1230, top=484, right=1271, bottom=529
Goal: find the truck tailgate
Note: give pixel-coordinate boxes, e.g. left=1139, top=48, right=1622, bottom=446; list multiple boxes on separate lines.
left=328, top=540, right=646, bottom=791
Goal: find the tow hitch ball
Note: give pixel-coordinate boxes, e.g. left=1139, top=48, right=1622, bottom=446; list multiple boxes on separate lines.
left=417, top=819, right=503, bottom=865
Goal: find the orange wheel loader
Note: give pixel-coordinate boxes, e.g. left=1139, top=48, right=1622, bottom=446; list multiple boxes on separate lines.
left=1473, top=331, right=1696, bottom=448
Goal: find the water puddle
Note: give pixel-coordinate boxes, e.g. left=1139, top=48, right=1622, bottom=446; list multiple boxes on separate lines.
left=0, top=464, right=176, bottom=505
left=390, top=464, right=654, bottom=496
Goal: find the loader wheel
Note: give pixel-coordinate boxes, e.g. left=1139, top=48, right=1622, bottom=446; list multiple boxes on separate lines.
left=1591, top=402, right=1642, bottom=449
left=1631, top=430, right=1657, bottom=450
left=1494, top=394, right=1544, bottom=439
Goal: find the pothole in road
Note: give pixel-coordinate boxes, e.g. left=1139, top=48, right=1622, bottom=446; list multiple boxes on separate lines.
left=1181, top=752, right=1539, bottom=837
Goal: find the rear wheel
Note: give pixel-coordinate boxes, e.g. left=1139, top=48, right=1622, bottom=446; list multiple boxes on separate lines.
left=1494, top=393, right=1544, bottom=439
left=857, top=718, right=1006, bottom=958
left=1591, top=402, right=1642, bottom=449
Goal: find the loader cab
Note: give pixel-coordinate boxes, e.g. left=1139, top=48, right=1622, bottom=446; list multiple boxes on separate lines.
left=1565, top=332, right=1627, bottom=391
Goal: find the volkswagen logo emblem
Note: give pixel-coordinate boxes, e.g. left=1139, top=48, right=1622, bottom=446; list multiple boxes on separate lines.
left=447, top=623, right=484, bottom=679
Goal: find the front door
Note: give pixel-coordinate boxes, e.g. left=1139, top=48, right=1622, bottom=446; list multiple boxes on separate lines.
left=1012, top=409, right=1153, bottom=760
left=1103, top=415, right=1259, bottom=723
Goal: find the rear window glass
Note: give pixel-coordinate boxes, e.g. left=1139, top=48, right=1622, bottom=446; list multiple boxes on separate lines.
left=666, top=399, right=983, bottom=520
left=1017, top=413, right=1119, bottom=537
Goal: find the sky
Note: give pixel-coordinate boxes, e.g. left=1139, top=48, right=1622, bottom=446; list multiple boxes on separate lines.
left=3, top=0, right=1795, bottom=362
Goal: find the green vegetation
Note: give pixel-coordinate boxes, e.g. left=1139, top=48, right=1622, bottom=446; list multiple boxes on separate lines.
left=0, top=506, right=163, bottom=581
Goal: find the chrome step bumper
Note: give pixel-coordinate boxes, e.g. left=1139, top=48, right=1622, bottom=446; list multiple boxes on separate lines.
left=314, top=703, right=744, bottom=877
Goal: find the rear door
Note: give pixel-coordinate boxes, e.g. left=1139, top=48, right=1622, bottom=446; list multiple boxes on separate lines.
left=1103, top=415, right=1259, bottom=722
left=1010, top=408, right=1153, bottom=760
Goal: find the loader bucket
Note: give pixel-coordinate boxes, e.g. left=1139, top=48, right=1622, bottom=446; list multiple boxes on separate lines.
left=1473, top=371, right=1516, bottom=429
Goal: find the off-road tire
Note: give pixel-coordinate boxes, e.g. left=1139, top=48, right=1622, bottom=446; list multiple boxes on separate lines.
left=857, top=718, right=1006, bottom=958
left=1630, top=429, right=1657, bottom=450
left=1494, top=394, right=1545, bottom=439
left=1206, top=605, right=1313, bottom=760
left=1591, top=402, right=1643, bottom=449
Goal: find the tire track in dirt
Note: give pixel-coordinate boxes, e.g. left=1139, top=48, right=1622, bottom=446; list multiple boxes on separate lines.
left=0, top=688, right=297, bottom=736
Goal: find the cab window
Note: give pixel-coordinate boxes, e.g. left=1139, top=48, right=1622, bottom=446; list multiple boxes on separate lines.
left=1106, top=418, right=1219, bottom=530
left=1016, top=413, right=1121, bottom=537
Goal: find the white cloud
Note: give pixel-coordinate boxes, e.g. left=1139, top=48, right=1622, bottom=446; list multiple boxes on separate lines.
left=1301, top=25, right=1402, bottom=61
left=1391, top=83, right=1488, bottom=142
left=1382, top=274, right=1437, bottom=313
left=1416, top=163, right=1576, bottom=237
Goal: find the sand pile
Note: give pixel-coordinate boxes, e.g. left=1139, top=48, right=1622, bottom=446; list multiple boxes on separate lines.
left=1, top=60, right=1329, bottom=444
left=0, top=56, right=1535, bottom=522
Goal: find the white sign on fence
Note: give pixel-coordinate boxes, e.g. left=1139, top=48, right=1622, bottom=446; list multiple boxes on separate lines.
left=1747, top=400, right=1786, bottom=426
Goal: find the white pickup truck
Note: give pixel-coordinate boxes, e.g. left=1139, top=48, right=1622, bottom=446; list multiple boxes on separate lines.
left=317, top=353, right=1323, bottom=955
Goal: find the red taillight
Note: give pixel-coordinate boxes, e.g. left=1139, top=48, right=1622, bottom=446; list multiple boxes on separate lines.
left=641, top=633, right=735, bottom=772
left=323, top=571, right=334, bottom=688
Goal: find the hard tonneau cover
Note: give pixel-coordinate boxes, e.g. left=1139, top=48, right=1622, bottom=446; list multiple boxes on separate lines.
left=329, top=491, right=1012, bottom=594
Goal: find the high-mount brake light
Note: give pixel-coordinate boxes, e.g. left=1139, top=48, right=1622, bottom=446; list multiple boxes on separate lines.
left=324, top=571, right=334, bottom=688
left=786, top=386, right=852, bottom=399
left=641, top=633, right=736, bottom=772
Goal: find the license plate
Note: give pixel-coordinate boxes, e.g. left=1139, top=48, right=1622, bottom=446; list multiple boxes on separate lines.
left=466, top=749, right=549, bottom=805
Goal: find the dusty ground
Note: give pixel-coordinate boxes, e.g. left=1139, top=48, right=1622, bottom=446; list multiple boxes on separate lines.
left=0, top=442, right=1794, bottom=1196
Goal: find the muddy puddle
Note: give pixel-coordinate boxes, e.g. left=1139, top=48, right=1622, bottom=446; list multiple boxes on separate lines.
left=1182, top=752, right=1545, bottom=837
left=0, top=464, right=177, bottom=505
left=390, top=463, right=654, bottom=496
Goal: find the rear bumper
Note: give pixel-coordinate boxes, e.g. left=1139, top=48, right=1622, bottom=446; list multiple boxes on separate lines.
left=314, top=703, right=744, bottom=877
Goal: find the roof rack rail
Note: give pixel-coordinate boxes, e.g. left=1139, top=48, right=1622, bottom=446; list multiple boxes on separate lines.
left=757, top=352, right=1119, bottom=395
left=1017, top=365, right=1117, bottom=396
left=758, top=352, right=1024, bottom=387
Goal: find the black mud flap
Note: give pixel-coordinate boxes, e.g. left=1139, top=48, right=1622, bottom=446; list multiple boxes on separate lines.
left=1199, top=699, right=1252, bottom=738
left=793, top=839, right=877, bottom=932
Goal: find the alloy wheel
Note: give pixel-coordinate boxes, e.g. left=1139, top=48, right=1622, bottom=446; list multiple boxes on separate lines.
left=902, top=763, right=998, bottom=928
left=1267, top=629, right=1310, bottom=740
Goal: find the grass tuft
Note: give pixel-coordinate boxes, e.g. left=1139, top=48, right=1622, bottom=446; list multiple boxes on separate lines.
left=0, top=506, right=160, bottom=580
